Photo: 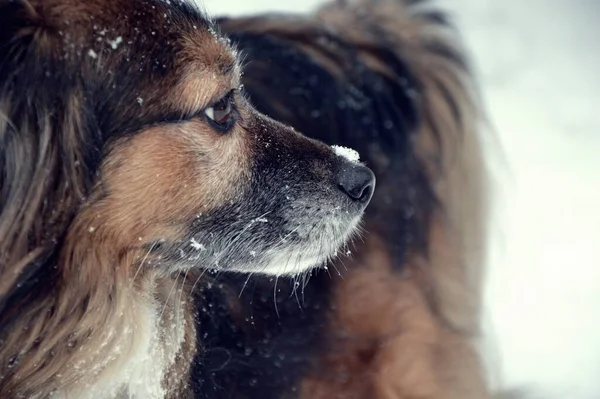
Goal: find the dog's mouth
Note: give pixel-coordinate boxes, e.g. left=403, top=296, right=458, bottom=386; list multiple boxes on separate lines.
left=255, top=212, right=364, bottom=275
left=165, top=209, right=363, bottom=276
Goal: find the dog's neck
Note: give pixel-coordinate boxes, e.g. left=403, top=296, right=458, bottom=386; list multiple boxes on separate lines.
left=54, top=218, right=193, bottom=397
left=56, top=273, right=189, bottom=399
left=1, top=228, right=192, bottom=398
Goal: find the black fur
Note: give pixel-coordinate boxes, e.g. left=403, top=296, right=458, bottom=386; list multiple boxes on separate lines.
left=191, top=271, right=334, bottom=399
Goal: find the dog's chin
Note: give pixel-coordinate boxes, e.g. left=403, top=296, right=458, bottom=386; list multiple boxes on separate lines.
left=166, top=213, right=363, bottom=276
left=255, top=250, right=333, bottom=276
left=243, top=215, right=363, bottom=276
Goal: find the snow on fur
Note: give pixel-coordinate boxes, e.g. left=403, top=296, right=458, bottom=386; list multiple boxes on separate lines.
left=331, top=145, right=360, bottom=163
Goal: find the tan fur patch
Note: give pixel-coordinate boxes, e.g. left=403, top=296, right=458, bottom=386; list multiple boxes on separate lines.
left=301, top=234, right=489, bottom=399
left=92, top=118, right=250, bottom=251
left=177, top=31, right=241, bottom=115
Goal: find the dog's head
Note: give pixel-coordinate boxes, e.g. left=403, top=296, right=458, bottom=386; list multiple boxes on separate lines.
left=0, top=0, right=374, bottom=280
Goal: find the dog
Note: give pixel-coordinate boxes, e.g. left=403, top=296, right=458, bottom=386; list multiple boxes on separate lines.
left=0, top=0, right=493, bottom=397
left=190, top=1, right=493, bottom=399
left=0, top=0, right=376, bottom=397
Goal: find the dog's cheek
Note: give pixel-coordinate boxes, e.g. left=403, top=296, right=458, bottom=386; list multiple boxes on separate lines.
left=93, top=124, right=252, bottom=244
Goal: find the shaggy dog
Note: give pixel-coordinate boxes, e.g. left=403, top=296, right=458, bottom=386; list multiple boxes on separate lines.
left=0, top=0, right=491, bottom=398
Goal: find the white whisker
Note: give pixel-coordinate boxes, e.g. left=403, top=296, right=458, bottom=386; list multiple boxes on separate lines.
left=130, top=242, right=157, bottom=287
left=159, top=271, right=181, bottom=321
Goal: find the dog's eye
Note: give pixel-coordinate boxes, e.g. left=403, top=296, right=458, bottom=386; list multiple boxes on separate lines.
left=204, top=92, right=235, bottom=132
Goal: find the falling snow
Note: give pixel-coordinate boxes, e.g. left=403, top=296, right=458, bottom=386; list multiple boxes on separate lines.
left=107, top=36, right=123, bottom=50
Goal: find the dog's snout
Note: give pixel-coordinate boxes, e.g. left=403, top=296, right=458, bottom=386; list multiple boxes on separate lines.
left=336, top=164, right=375, bottom=205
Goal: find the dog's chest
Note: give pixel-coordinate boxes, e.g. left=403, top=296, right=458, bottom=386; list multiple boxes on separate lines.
left=55, top=300, right=187, bottom=399
left=113, top=306, right=185, bottom=399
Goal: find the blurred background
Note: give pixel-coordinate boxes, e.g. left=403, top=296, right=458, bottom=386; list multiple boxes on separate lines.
left=200, top=0, right=600, bottom=397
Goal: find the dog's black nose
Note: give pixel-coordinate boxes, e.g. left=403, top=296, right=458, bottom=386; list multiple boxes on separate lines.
left=337, top=164, right=375, bottom=205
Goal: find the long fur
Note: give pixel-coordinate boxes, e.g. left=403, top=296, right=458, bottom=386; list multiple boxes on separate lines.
left=0, top=2, right=203, bottom=396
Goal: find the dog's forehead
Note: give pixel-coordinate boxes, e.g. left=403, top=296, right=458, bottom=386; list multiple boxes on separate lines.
left=48, top=0, right=236, bottom=81
left=175, top=34, right=239, bottom=114
left=180, top=28, right=237, bottom=76
left=36, top=0, right=229, bottom=61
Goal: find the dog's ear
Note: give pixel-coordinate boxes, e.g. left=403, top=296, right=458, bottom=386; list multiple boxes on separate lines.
left=0, top=0, right=98, bottom=310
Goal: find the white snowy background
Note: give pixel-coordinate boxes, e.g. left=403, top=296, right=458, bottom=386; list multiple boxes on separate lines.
left=199, top=0, right=600, bottom=397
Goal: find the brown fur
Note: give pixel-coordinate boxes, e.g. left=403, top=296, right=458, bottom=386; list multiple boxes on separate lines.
left=302, top=226, right=488, bottom=399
